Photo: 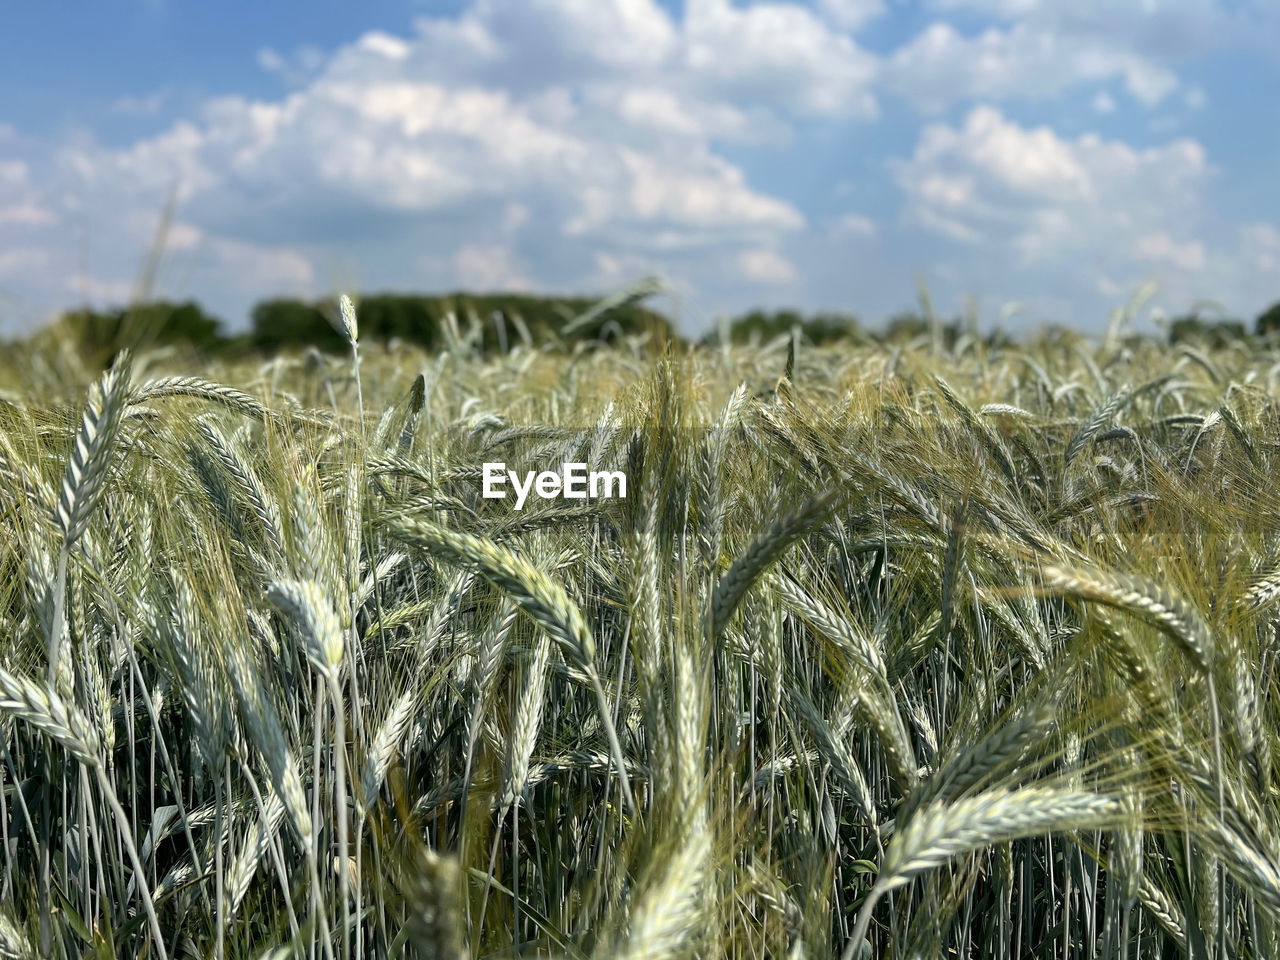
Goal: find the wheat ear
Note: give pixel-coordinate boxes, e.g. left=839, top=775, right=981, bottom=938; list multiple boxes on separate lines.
left=56, top=352, right=131, bottom=547
left=130, top=376, right=270, bottom=419
left=267, top=579, right=345, bottom=678
left=711, top=487, right=844, bottom=639
left=50, top=354, right=132, bottom=689
left=0, top=667, right=170, bottom=960
left=1042, top=564, right=1212, bottom=670
left=843, top=787, right=1121, bottom=960
left=197, top=419, right=286, bottom=559
left=0, top=666, right=101, bottom=765
left=390, top=515, right=636, bottom=815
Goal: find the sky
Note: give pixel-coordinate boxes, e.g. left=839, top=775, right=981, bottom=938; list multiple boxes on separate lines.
left=2, top=0, right=1279, bottom=336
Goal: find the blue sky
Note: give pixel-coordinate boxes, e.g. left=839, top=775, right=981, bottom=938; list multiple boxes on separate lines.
left=2, top=0, right=1279, bottom=335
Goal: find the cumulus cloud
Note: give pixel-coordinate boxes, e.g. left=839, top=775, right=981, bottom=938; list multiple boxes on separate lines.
left=832, top=213, right=877, bottom=238
left=1135, top=231, right=1206, bottom=272
left=5, top=0, right=885, bottom=330
left=111, top=90, right=172, bottom=117
left=885, top=21, right=1178, bottom=111
left=422, top=243, right=531, bottom=291
left=738, top=247, right=797, bottom=283
left=682, top=0, right=878, bottom=117
left=1241, top=224, right=1280, bottom=274
left=890, top=105, right=1280, bottom=323
left=0, top=161, right=54, bottom=227
left=174, top=229, right=316, bottom=294
left=257, top=45, right=329, bottom=87
left=927, top=0, right=1237, bottom=59
left=889, top=0, right=1263, bottom=113
left=404, top=0, right=876, bottom=120
left=816, top=0, right=887, bottom=31
left=896, top=106, right=1207, bottom=260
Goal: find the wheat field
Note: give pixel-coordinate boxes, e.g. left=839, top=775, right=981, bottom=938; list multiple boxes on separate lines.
left=0, top=303, right=1278, bottom=959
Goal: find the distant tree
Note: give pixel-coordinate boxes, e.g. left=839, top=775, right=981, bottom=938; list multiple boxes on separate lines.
left=356, top=294, right=444, bottom=349
left=248, top=291, right=675, bottom=353
left=58, top=309, right=122, bottom=359
left=142, top=301, right=225, bottom=349
left=251, top=298, right=345, bottom=352
left=1169, top=314, right=1247, bottom=348
left=799, top=312, right=859, bottom=344
left=1257, top=301, right=1280, bottom=337
left=878, top=311, right=967, bottom=349
left=983, top=327, right=1016, bottom=350
left=880, top=311, right=930, bottom=343
left=60, top=300, right=227, bottom=363
left=706, top=309, right=858, bottom=346
left=727, top=309, right=801, bottom=345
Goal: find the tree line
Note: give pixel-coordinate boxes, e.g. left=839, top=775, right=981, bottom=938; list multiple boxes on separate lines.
left=34, top=291, right=1280, bottom=364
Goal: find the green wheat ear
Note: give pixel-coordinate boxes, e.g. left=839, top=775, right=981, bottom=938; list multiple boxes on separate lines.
left=56, top=351, right=132, bottom=547
left=1042, top=564, right=1213, bottom=671
left=710, top=486, right=845, bottom=639
left=339, top=293, right=359, bottom=346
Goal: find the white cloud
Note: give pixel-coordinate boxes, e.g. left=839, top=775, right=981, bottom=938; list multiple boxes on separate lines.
left=817, top=0, right=888, bottom=32
left=0, top=249, right=51, bottom=277
left=445, top=244, right=531, bottom=291
left=897, top=107, right=1207, bottom=259
left=927, top=0, right=1236, bottom=60
left=606, top=86, right=761, bottom=140
left=357, top=31, right=412, bottom=62
left=72, top=277, right=135, bottom=305
left=1242, top=224, right=1280, bottom=274
left=891, top=0, right=1258, bottom=114
left=0, top=161, right=53, bottom=226
left=399, top=0, right=879, bottom=120
left=738, top=247, right=797, bottom=283
left=5, top=2, right=860, bottom=330
left=0, top=161, right=29, bottom=188
left=163, top=222, right=315, bottom=304
left=532, top=0, right=679, bottom=69
left=683, top=0, right=878, bottom=117
left=888, top=105, right=1280, bottom=324
left=0, top=141, right=317, bottom=332
left=209, top=242, right=314, bottom=293
left=614, top=149, right=800, bottom=231
left=3, top=0, right=1274, bottom=335
left=886, top=21, right=1178, bottom=111
left=0, top=202, right=55, bottom=226
left=1135, top=231, right=1206, bottom=272
left=258, top=45, right=328, bottom=86
left=833, top=213, right=877, bottom=238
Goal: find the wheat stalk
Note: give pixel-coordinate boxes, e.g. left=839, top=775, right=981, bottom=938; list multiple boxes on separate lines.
left=711, top=487, right=843, bottom=640
left=390, top=515, right=636, bottom=814
left=402, top=849, right=469, bottom=960
left=131, top=375, right=271, bottom=419
left=844, top=787, right=1121, bottom=960
left=0, top=666, right=100, bottom=765
left=55, top=352, right=132, bottom=547
left=1042, top=564, right=1213, bottom=670
left=267, top=578, right=344, bottom=678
